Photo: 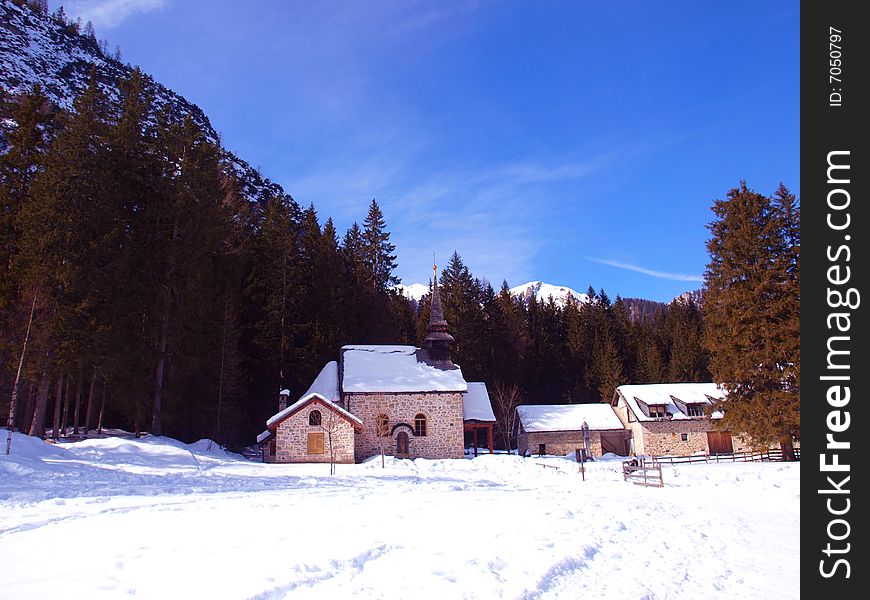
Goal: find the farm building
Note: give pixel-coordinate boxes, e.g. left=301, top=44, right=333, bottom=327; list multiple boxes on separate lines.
left=515, top=403, right=629, bottom=458
left=610, top=383, right=754, bottom=456
left=257, top=269, right=497, bottom=463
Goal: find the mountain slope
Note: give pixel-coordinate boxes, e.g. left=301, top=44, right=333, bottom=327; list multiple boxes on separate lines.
left=0, top=0, right=287, bottom=206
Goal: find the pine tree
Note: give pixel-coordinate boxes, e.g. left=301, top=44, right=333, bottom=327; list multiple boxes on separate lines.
left=439, top=252, right=486, bottom=378
left=362, top=199, right=399, bottom=290
left=14, top=72, right=113, bottom=436
left=246, top=192, right=300, bottom=399
left=0, top=85, right=54, bottom=310
left=702, top=182, right=800, bottom=455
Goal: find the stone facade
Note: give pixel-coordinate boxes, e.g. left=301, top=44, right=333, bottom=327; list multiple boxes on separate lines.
left=346, top=391, right=465, bottom=462
left=269, top=400, right=356, bottom=464
left=613, top=397, right=754, bottom=456
left=517, top=430, right=605, bottom=458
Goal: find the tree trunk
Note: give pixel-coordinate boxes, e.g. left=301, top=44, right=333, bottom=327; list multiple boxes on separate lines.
left=97, top=381, right=106, bottom=435
left=6, top=288, right=38, bottom=454
left=780, top=436, right=796, bottom=462
left=215, top=292, right=228, bottom=444
left=72, top=367, right=83, bottom=436
left=21, top=381, right=36, bottom=432
left=29, top=370, right=51, bottom=437
left=51, top=373, right=63, bottom=440
left=60, top=376, right=71, bottom=437
left=151, top=310, right=168, bottom=436
left=83, top=367, right=97, bottom=437
left=152, top=218, right=178, bottom=437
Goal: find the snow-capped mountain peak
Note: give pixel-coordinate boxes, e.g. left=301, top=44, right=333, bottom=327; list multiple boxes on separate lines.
left=509, top=281, right=589, bottom=306
left=393, top=283, right=430, bottom=301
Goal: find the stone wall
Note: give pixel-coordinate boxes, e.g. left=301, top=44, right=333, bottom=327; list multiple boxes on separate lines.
left=346, top=392, right=464, bottom=461
left=517, top=430, right=605, bottom=458
left=612, top=396, right=756, bottom=456
left=637, top=420, right=724, bottom=456
left=263, top=438, right=275, bottom=462
left=271, top=401, right=356, bottom=464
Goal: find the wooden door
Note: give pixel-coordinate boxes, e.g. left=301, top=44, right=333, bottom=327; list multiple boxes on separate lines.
left=601, top=432, right=630, bottom=456
left=707, top=430, right=733, bottom=455
left=396, top=431, right=409, bottom=455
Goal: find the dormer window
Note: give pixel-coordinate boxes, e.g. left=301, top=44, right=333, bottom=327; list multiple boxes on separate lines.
left=685, top=404, right=705, bottom=417
left=635, top=397, right=669, bottom=419
left=648, top=404, right=667, bottom=418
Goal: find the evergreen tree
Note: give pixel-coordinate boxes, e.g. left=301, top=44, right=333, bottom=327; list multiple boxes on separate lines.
left=702, top=182, right=800, bottom=455
left=362, top=199, right=399, bottom=290
left=438, top=252, right=486, bottom=378
left=15, top=72, right=112, bottom=435
left=0, top=85, right=54, bottom=310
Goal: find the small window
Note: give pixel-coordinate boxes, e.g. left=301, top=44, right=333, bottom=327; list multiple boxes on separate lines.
left=309, top=410, right=322, bottom=426
left=681, top=433, right=688, bottom=442
left=414, top=413, right=427, bottom=437
left=307, top=432, right=324, bottom=454
left=376, top=414, right=390, bottom=436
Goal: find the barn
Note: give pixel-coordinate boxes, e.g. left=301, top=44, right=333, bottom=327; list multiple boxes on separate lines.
left=515, top=403, right=629, bottom=458
left=610, top=383, right=755, bottom=456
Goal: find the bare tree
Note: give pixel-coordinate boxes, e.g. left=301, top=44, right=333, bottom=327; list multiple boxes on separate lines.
left=491, top=382, right=523, bottom=453
left=6, top=289, right=38, bottom=454
left=319, top=410, right=341, bottom=476
left=371, top=399, right=391, bottom=468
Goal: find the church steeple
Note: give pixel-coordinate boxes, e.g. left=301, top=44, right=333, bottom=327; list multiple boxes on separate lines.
left=425, top=263, right=454, bottom=365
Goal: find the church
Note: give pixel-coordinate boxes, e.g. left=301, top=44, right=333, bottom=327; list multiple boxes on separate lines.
left=257, top=269, right=496, bottom=463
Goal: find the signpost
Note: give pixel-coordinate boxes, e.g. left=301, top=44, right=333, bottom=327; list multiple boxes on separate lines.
left=577, top=420, right=590, bottom=481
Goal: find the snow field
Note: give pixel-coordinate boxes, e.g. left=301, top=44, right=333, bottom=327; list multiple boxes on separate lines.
left=0, top=433, right=798, bottom=599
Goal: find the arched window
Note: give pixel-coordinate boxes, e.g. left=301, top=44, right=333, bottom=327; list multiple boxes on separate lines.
left=376, top=414, right=390, bottom=436
left=309, top=410, right=322, bottom=426
left=414, top=413, right=427, bottom=437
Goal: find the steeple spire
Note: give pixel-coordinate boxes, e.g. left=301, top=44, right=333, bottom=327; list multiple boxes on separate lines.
left=425, top=262, right=454, bottom=365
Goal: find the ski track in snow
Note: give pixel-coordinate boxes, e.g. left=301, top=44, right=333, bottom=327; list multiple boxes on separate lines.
left=0, top=434, right=799, bottom=599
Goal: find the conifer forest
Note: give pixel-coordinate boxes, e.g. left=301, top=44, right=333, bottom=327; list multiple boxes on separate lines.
left=1, top=0, right=799, bottom=451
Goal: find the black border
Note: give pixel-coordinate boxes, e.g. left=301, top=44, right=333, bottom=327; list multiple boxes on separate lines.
left=802, top=2, right=867, bottom=595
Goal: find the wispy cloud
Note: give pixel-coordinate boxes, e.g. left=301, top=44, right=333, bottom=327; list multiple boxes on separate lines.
left=585, top=257, right=703, bottom=282
left=64, top=0, right=167, bottom=28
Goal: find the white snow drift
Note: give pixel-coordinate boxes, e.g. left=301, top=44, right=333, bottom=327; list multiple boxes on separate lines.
left=0, top=432, right=798, bottom=599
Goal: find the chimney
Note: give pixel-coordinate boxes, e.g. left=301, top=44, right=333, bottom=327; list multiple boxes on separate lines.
left=278, top=389, right=290, bottom=412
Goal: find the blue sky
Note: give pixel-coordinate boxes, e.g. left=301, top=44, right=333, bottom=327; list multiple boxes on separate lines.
left=55, top=0, right=799, bottom=302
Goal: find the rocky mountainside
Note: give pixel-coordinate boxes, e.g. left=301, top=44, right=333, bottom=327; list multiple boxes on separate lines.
left=675, top=289, right=704, bottom=305
left=0, top=0, right=288, bottom=206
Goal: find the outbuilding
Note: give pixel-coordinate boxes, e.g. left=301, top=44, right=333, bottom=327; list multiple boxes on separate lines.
left=515, top=403, right=629, bottom=458
left=610, top=383, right=753, bottom=456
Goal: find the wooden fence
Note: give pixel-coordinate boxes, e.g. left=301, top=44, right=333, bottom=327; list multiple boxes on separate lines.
left=651, top=447, right=800, bottom=466
left=622, top=462, right=663, bottom=487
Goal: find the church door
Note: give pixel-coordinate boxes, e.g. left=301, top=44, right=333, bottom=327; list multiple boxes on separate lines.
left=396, top=431, right=409, bottom=455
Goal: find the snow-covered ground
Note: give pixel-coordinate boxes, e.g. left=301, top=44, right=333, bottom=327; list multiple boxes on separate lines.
left=0, top=433, right=799, bottom=599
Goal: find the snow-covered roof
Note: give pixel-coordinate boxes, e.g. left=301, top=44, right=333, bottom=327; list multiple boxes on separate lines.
left=516, top=404, right=624, bottom=432
left=614, top=383, right=726, bottom=422
left=463, top=382, right=496, bottom=422
left=266, top=393, right=362, bottom=429
left=341, top=345, right=467, bottom=393
left=302, top=361, right=340, bottom=403
left=256, top=430, right=273, bottom=444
